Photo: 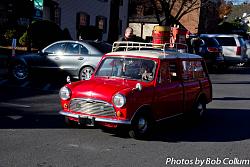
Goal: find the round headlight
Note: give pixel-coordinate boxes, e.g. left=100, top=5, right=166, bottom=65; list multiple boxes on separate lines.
left=113, top=93, right=126, bottom=108
left=59, top=86, right=71, bottom=100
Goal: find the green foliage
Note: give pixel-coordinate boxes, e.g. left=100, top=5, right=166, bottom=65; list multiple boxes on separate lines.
left=19, top=31, right=28, bottom=46
left=2, top=25, right=27, bottom=46
left=4, top=29, right=17, bottom=42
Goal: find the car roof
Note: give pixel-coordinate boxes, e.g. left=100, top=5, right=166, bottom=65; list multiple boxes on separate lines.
left=106, top=50, right=202, bottom=60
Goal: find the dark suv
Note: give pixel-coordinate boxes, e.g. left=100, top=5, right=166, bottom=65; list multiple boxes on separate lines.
left=199, top=36, right=224, bottom=71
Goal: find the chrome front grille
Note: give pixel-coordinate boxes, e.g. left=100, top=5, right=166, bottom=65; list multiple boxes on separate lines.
left=69, top=98, right=116, bottom=117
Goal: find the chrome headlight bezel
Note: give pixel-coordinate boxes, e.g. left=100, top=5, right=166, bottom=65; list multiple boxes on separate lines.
left=113, top=93, right=126, bottom=108
left=59, top=86, right=71, bottom=100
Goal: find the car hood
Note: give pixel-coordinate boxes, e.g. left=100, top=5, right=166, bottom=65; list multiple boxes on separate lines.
left=68, top=78, right=136, bottom=102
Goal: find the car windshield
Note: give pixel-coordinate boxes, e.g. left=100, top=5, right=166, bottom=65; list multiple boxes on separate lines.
left=95, top=57, right=156, bottom=82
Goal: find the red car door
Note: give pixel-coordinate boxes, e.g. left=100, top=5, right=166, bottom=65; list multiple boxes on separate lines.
left=153, top=61, right=184, bottom=121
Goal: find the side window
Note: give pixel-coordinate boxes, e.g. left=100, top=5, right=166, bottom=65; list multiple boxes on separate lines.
left=158, top=61, right=179, bottom=84
left=169, top=62, right=178, bottom=81
left=182, top=60, right=205, bottom=81
left=65, top=43, right=80, bottom=54
left=182, top=60, right=193, bottom=81
left=44, top=43, right=66, bottom=54
left=193, top=61, right=206, bottom=78
left=158, top=62, right=169, bottom=84
left=80, top=45, right=88, bottom=54
left=215, top=37, right=236, bottom=46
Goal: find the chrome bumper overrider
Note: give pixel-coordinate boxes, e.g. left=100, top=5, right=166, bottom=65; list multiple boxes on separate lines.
left=59, top=111, right=131, bottom=125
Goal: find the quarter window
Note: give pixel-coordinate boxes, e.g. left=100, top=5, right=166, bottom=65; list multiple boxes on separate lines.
left=80, top=45, right=88, bottom=54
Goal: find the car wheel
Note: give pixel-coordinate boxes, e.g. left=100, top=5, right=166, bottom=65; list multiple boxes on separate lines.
left=64, top=116, right=77, bottom=127
left=79, top=67, right=94, bottom=80
left=192, top=99, right=206, bottom=119
left=11, top=63, right=29, bottom=81
left=128, top=112, right=153, bottom=139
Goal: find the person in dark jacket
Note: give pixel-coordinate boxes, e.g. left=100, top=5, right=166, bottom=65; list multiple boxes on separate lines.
left=114, top=27, right=145, bottom=51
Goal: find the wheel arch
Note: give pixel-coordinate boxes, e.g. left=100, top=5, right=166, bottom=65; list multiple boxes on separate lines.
left=130, top=104, right=155, bottom=123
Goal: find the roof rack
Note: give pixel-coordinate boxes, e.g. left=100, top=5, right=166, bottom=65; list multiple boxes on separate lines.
left=112, top=41, right=188, bottom=54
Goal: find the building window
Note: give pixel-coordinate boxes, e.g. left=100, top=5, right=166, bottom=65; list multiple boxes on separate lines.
left=76, top=12, right=90, bottom=29
left=96, top=16, right=107, bottom=33
left=54, top=7, right=61, bottom=26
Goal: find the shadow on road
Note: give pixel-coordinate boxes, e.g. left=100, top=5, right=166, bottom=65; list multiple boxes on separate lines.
left=109, top=108, right=250, bottom=142
left=146, top=108, right=250, bottom=142
left=1, top=103, right=250, bottom=143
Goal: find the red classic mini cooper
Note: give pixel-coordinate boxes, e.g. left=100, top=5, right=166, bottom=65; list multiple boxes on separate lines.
left=59, top=42, right=212, bottom=138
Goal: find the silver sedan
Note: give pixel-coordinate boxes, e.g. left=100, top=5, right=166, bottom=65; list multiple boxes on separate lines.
left=9, top=40, right=112, bottom=81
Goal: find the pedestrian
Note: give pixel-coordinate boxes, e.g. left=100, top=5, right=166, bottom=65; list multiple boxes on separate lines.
left=191, top=36, right=203, bottom=55
left=118, top=27, right=145, bottom=42
left=185, top=32, right=193, bottom=54
left=114, top=27, right=145, bottom=51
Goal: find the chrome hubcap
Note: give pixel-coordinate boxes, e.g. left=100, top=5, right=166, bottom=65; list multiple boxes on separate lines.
left=137, top=117, right=148, bottom=133
left=81, top=68, right=93, bottom=80
left=13, top=64, right=28, bottom=80
left=197, top=103, right=204, bottom=116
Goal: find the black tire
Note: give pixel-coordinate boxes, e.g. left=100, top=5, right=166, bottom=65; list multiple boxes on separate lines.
left=128, top=112, right=153, bottom=139
left=64, top=116, right=77, bottom=127
left=11, top=62, right=29, bottom=81
left=79, top=66, right=94, bottom=80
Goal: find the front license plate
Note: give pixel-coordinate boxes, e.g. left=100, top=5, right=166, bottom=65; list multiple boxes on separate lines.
left=78, top=116, right=95, bottom=126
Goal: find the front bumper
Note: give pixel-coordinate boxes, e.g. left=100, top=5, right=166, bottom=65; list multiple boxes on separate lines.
left=59, top=111, right=131, bottom=125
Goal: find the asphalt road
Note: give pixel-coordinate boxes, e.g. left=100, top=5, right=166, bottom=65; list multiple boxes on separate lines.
left=0, top=67, right=250, bottom=167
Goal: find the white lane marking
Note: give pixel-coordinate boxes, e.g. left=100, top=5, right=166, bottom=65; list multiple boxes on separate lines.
left=0, top=102, right=31, bottom=108
left=0, top=79, right=8, bottom=85
left=21, top=81, right=29, bottom=87
left=42, top=83, right=51, bottom=91
left=7, top=115, right=23, bottom=120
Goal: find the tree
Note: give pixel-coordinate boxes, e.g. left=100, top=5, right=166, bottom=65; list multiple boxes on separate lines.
left=131, top=0, right=212, bottom=26
left=217, top=0, right=232, bottom=20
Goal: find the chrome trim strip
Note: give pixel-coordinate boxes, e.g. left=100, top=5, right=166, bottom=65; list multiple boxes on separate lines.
left=59, top=111, right=131, bottom=125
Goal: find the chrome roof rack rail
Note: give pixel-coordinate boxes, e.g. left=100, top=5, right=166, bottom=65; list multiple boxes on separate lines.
left=112, top=41, right=188, bottom=55
left=112, top=42, right=164, bottom=52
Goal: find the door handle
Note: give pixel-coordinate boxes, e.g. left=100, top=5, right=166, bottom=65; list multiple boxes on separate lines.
left=54, top=57, right=60, bottom=60
left=78, top=57, right=84, bottom=60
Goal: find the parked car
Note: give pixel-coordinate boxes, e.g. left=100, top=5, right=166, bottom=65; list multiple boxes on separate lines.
left=200, top=34, right=248, bottom=66
left=245, top=39, right=250, bottom=64
left=9, top=40, right=112, bottom=81
left=59, top=42, right=212, bottom=139
left=198, top=35, right=224, bottom=71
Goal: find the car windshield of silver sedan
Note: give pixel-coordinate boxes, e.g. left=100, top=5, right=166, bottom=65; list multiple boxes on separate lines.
left=95, top=57, right=156, bottom=82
